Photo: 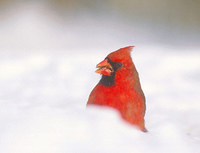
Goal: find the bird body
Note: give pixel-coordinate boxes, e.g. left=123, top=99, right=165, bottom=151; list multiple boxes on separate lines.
left=87, top=46, right=147, bottom=132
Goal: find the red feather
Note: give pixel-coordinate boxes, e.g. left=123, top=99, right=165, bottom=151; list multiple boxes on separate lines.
left=87, top=46, right=147, bottom=132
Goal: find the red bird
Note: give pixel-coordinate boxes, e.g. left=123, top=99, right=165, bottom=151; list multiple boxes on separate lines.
left=87, top=46, right=147, bottom=132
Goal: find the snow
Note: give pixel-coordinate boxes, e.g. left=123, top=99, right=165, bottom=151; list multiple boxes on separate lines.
left=0, top=3, right=200, bottom=153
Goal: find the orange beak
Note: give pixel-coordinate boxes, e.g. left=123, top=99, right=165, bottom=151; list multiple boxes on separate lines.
left=95, top=59, right=113, bottom=76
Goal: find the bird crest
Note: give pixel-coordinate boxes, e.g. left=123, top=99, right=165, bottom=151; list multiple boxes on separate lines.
left=107, top=46, right=134, bottom=63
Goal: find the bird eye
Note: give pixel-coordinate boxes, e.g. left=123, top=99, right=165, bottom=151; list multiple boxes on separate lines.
left=116, top=62, right=123, bottom=68
left=112, top=62, right=122, bottom=70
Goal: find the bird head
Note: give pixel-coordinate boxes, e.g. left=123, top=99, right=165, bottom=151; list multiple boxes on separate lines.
left=96, top=46, right=134, bottom=76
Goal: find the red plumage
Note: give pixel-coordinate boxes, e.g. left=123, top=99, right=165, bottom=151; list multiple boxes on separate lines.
left=87, top=46, right=147, bottom=132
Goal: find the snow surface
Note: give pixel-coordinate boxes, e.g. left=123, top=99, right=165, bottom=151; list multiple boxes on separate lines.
left=0, top=48, right=200, bottom=153
left=0, top=3, right=200, bottom=153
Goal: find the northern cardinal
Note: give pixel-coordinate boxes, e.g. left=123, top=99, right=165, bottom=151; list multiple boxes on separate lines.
left=87, top=46, right=147, bottom=132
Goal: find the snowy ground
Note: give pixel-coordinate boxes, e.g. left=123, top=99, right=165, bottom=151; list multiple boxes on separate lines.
left=0, top=47, right=200, bottom=153
left=0, top=3, right=200, bottom=153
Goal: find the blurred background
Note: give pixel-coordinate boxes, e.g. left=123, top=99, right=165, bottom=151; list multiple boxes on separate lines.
left=0, top=0, right=200, bottom=55
left=0, top=1, right=200, bottom=153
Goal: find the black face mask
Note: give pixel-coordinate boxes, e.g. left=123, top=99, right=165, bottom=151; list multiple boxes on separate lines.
left=100, top=57, right=123, bottom=86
